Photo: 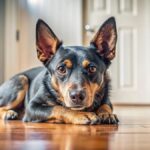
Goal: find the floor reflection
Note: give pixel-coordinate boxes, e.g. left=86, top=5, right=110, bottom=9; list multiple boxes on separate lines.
left=0, top=120, right=118, bottom=150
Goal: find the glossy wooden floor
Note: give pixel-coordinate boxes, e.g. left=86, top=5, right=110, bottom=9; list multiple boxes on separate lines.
left=0, top=106, right=150, bottom=150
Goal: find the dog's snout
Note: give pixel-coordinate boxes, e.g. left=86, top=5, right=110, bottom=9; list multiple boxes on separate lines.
left=69, top=90, right=86, bottom=104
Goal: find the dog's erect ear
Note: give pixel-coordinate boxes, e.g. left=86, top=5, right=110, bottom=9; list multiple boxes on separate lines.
left=90, top=17, right=117, bottom=61
left=36, top=19, right=62, bottom=63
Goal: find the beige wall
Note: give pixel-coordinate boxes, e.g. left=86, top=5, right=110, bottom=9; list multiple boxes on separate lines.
left=0, top=0, right=5, bottom=84
left=4, top=0, right=83, bottom=79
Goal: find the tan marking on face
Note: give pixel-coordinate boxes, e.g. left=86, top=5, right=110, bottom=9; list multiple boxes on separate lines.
left=84, top=82, right=100, bottom=107
left=0, top=75, right=29, bottom=120
left=64, top=59, right=72, bottom=68
left=59, top=83, right=69, bottom=104
left=58, top=74, right=104, bottom=109
left=59, top=81, right=100, bottom=109
left=59, top=82, right=82, bottom=108
left=51, top=75, right=59, bottom=91
left=82, top=59, right=90, bottom=68
left=83, top=74, right=104, bottom=107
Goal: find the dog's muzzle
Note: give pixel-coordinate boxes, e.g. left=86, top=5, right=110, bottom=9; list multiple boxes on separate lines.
left=69, top=89, right=86, bottom=105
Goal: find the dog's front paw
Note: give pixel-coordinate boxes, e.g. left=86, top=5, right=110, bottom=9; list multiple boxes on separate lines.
left=70, top=112, right=99, bottom=125
left=4, top=110, right=18, bottom=120
left=98, top=113, right=119, bottom=124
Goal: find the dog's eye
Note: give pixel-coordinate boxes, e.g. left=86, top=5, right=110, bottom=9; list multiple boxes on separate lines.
left=57, top=65, right=67, bottom=75
left=88, top=65, right=97, bottom=73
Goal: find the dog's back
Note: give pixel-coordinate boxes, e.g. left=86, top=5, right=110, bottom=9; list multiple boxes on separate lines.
left=0, top=67, right=44, bottom=109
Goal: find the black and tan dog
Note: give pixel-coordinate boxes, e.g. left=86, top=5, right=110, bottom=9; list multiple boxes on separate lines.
left=0, top=17, right=119, bottom=124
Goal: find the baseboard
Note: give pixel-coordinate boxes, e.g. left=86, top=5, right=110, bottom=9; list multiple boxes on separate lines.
left=113, top=103, right=150, bottom=107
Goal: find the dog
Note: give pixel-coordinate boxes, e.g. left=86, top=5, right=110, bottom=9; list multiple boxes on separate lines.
left=0, top=17, right=119, bottom=125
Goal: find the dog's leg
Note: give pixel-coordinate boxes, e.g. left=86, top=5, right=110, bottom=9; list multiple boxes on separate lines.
left=47, top=106, right=100, bottom=125
left=96, top=103, right=119, bottom=124
left=23, top=89, right=99, bottom=124
left=0, top=75, right=28, bottom=120
left=24, top=104, right=99, bottom=125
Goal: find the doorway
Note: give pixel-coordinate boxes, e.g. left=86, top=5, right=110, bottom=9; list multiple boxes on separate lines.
left=83, top=0, right=150, bottom=104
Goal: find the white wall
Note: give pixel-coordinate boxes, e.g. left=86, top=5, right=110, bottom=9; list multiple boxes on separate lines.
left=4, top=0, right=83, bottom=79
left=0, top=0, right=5, bottom=84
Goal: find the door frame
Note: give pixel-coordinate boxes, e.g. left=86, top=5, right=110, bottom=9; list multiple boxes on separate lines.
left=4, top=0, right=20, bottom=80
left=0, top=0, right=5, bottom=83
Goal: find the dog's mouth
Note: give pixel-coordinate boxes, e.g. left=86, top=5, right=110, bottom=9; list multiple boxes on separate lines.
left=64, top=93, right=94, bottom=111
left=67, top=105, right=86, bottom=110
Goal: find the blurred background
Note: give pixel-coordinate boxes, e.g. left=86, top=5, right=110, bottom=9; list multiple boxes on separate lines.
left=0, top=0, right=150, bottom=104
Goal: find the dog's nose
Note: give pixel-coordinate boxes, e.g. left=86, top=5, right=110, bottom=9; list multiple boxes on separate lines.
left=69, top=90, right=86, bottom=104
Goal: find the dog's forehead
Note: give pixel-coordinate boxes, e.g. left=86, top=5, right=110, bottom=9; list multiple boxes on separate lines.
left=65, top=46, right=88, bottom=51
left=49, top=45, right=106, bottom=75
left=61, top=46, right=95, bottom=59
left=50, top=45, right=105, bottom=70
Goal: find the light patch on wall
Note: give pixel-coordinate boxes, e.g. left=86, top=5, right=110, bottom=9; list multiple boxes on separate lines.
left=27, top=0, right=43, bottom=7
left=26, top=0, right=43, bottom=15
left=27, top=0, right=38, bottom=5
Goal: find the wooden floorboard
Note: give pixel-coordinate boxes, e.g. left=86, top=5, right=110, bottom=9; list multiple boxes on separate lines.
left=0, top=106, right=150, bottom=150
